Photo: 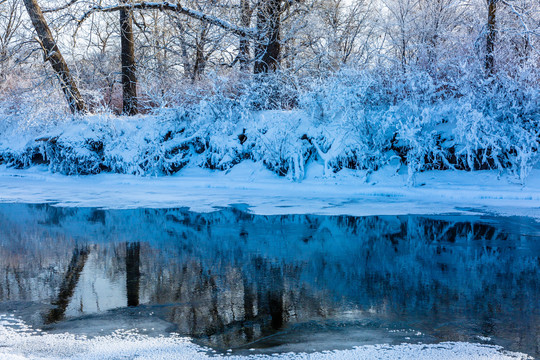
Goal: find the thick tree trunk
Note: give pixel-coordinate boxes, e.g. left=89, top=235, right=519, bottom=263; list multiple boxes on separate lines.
left=120, top=2, right=138, bottom=115
left=485, top=0, right=497, bottom=75
left=254, top=0, right=281, bottom=74
left=22, top=0, right=87, bottom=114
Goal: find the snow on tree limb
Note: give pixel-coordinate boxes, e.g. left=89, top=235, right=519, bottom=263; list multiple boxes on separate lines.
left=77, top=1, right=258, bottom=40
left=500, top=0, right=539, bottom=54
left=42, top=0, right=79, bottom=13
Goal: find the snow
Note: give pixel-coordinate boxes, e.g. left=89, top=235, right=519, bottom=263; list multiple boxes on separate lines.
left=0, top=162, right=539, bottom=219
left=0, top=315, right=532, bottom=360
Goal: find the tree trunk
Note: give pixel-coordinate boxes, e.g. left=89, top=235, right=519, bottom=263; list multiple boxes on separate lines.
left=191, top=24, right=209, bottom=81
left=238, top=0, right=252, bottom=70
left=174, top=19, right=192, bottom=77
left=120, top=1, right=138, bottom=115
left=192, top=44, right=205, bottom=80
left=254, top=0, right=281, bottom=74
left=485, top=0, right=497, bottom=75
left=22, top=0, right=87, bottom=114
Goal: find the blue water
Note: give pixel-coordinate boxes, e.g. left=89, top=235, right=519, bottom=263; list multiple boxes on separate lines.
left=0, top=204, right=538, bottom=356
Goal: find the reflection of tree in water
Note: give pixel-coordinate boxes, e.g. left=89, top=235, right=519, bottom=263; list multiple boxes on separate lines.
left=0, top=204, right=538, bottom=353
left=45, top=246, right=89, bottom=324
left=126, top=242, right=140, bottom=307
left=156, top=255, right=331, bottom=349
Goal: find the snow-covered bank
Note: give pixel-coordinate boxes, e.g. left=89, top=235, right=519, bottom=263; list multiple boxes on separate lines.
left=1, top=68, right=539, bottom=185
left=0, top=315, right=532, bottom=360
left=1, top=163, right=539, bottom=219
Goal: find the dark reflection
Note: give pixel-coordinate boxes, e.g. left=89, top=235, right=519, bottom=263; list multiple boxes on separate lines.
left=45, top=246, right=89, bottom=324
left=126, top=242, right=140, bottom=307
left=0, top=204, right=538, bottom=356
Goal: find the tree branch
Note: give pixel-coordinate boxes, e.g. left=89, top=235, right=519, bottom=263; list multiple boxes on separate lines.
left=77, top=1, right=258, bottom=40
left=43, top=0, right=79, bottom=13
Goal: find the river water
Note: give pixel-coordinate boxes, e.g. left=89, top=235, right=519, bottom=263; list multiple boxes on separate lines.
left=0, top=204, right=538, bottom=357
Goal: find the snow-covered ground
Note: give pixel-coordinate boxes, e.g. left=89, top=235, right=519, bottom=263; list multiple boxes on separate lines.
left=1, top=162, right=539, bottom=219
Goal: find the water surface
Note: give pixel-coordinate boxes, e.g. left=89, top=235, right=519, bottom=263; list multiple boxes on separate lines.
left=0, top=204, right=538, bottom=357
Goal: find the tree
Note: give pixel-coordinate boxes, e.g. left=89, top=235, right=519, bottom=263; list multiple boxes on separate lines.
left=238, top=0, right=253, bottom=69
left=485, top=0, right=498, bottom=75
left=22, top=0, right=87, bottom=113
left=254, top=0, right=282, bottom=73
left=120, top=0, right=137, bottom=115
left=414, top=0, right=465, bottom=72
left=0, top=0, right=23, bottom=78
left=301, top=0, right=375, bottom=72
left=381, top=0, right=420, bottom=70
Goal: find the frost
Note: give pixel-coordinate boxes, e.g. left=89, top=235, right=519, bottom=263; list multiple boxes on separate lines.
left=0, top=70, right=538, bottom=184
left=0, top=315, right=532, bottom=360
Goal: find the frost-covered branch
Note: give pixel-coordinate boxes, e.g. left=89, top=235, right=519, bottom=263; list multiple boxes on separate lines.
left=77, top=1, right=258, bottom=40
left=500, top=0, right=539, bottom=53
left=42, top=0, right=79, bottom=13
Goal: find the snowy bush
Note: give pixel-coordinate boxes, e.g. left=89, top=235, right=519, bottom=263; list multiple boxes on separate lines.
left=0, top=68, right=538, bottom=184
left=247, top=112, right=310, bottom=181
left=300, top=71, right=395, bottom=173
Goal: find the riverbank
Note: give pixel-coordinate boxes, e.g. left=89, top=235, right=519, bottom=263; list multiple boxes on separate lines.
left=1, top=163, right=539, bottom=219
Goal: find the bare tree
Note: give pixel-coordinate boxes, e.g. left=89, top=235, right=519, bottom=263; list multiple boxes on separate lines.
left=381, top=0, right=420, bottom=70
left=415, top=0, right=465, bottom=71
left=22, top=0, right=87, bottom=113
left=301, top=0, right=375, bottom=72
left=238, top=0, right=253, bottom=69
left=0, top=0, right=24, bottom=77
left=485, top=0, right=498, bottom=75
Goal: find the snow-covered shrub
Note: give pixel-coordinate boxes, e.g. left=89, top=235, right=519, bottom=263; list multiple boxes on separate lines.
left=196, top=100, right=248, bottom=171
left=506, top=122, right=539, bottom=183
left=453, top=101, right=539, bottom=183
left=300, top=71, right=396, bottom=173
left=242, top=71, right=301, bottom=110
left=248, top=112, right=311, bottom=181
left=0, top=64, right=538, bottom=183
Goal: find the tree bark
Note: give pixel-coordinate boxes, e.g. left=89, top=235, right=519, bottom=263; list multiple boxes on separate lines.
left=120, top=1, right=138, bottom=115
left=485, top=0, right=497, bottom=75
left=238, top=0, right=252, bottom=70
left=22, top=0, right=87, bottom=114
left=254, top=0, right=281, bottom=74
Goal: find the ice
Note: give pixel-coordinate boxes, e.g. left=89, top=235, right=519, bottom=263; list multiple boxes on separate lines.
left=0, top=315, right=532, bottom=359
left=0, top=164, right=539, bottom=219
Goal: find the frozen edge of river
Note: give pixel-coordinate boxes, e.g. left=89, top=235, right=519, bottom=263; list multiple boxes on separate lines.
left=1, top=163, right=539, bottom=219
left=0, top=315, right=533, bottom=360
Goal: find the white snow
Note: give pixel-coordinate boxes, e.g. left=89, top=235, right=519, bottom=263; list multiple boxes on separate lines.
left=0, top=163, right=539, bottom=219
left=0, top=315, right=532, bottom=360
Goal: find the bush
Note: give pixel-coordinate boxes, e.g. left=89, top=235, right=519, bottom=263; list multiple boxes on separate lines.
left=0, top=68, right=538, bottom=184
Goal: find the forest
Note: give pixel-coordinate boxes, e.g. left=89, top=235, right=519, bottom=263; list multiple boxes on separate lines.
left=0, top=0, right=538, bottom=184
